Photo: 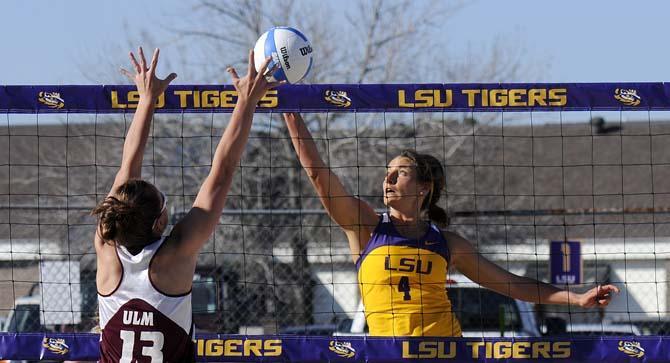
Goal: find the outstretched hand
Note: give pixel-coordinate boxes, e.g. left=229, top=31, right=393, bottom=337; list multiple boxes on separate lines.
left=577, top=284, right=620, bottom=308
left=227, top=49, right=284, bottom=104
left=120, top=47, right=177, bottom=101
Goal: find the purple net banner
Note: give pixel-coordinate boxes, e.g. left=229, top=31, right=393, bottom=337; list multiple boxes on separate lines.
left=0, top=333, right=668, bottom=362
left=1, top=83, right=670, bottom=113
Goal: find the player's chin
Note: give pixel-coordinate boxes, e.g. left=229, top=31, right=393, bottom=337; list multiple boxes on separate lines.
left=383, top=196, right=399, bottom=207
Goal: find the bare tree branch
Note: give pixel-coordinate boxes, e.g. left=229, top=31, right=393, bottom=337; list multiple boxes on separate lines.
left=172, top=30, right=249, bottom=46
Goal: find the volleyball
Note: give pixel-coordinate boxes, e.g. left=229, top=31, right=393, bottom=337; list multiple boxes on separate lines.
left=253, top=26, right=313, bottom=84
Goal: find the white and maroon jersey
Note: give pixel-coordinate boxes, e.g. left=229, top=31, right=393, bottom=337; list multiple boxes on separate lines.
left=98, top=237, right=195, bottom=363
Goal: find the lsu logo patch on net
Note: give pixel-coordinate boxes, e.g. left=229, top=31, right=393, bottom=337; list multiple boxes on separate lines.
left=329, top=340, right=356, bottom=358
left=37, top=91, right=65, bottom=109
left=42, top=337, right=69, bottom=355
left=614, top=88, right=641, bottom=106
left=618, top=340, right=645, bottom=358
left=324, top=90, right=352, bottom=107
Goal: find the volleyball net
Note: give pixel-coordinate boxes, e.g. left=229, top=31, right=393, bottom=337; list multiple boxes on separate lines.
left=0, top=83, right=669, bottom=361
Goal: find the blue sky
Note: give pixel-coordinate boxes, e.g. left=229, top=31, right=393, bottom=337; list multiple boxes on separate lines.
left=0, top=0, right=667, bottom=84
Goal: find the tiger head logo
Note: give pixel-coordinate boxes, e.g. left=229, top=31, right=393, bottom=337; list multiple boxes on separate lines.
left=324, top=90, right=352, bottom=107
left=329, top=340, right=356, bottom=358
left=42, top=337, right=70, bottom=355
left=38, top=91, right=65, bottom=109
left=617, top=340, right=645, bottom=358
left=614, top=88, right=641, bottom=106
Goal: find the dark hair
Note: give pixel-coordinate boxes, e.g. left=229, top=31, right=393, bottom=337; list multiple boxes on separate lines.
left=399, top=149, right=449, bottom=228
left=91, top=179, right=163, bottom=249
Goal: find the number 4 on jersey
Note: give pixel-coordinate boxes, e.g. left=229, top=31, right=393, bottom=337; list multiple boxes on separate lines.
left=398, top=276, right=411, bottom=301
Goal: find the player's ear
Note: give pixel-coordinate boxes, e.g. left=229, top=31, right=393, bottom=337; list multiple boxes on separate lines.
left=153, top=215, right=167, bottom=235
left=420, top=182, right=431, bottom=196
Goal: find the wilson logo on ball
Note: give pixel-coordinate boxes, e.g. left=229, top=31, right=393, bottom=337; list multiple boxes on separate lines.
left=299, top=45, right=313, bottom=56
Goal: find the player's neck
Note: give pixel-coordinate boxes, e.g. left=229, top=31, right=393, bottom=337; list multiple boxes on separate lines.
left=390, top=214, right=417, bottom=225
left=388, top=208, right=422, bottom=225
left=388, top=211, right=429, bottom=239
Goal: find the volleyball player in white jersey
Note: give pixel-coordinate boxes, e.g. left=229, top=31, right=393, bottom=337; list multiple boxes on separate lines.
left=91, top=47, right=280, bottom=362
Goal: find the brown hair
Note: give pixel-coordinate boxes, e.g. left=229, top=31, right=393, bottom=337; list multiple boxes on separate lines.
left=91, top=179, right=163, bottom=249
left=399, top=149, right=449, bottom=228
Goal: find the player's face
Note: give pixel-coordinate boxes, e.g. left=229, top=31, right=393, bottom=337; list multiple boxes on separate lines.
left=383, top=157, right=425, bottom=208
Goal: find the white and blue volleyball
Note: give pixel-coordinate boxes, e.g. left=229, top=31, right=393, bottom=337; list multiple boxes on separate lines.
left=253, top=27, right=313, bottom=84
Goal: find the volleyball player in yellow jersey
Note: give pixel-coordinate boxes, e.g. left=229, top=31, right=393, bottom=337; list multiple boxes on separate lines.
left=283, top=112, right=619, bottom=337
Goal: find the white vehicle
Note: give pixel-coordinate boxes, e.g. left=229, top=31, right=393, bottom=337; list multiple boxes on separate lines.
left=336, top=274, right=541, bottom=337
left=563, top=323, right=640, bottom=336
left=2, top=295, right=43, bottom=333
left=1, top=296, right=44, bottom=363
left=2, top=260, right=83, bottom=333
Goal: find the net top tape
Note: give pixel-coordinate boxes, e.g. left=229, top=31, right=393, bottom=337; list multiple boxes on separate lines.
left=1, top=83, right=669, bottom=113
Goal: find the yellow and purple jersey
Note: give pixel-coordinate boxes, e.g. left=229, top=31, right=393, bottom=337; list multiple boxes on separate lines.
left=357, top=213, right=462, bottom=337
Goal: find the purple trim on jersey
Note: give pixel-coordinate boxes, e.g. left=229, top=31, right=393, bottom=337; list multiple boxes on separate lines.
left=148, top=237, right=193, bottom=297
left=356, top=214, right=450, bottom=270
left=100, top=298, right=195, bottom=363
left=97, top=245, right=124, bottom=297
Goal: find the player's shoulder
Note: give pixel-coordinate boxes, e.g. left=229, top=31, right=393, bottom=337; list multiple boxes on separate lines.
left=440, top=230, right=475, bottom=252
left=439, top=229, right=465, bottom=242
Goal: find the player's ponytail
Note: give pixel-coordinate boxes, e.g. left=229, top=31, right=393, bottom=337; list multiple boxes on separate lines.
left=400, top=150, right=449, bottom=228
left=427, top=203, right=449, bottom=229
left=91, top=179, right=163, bottom=249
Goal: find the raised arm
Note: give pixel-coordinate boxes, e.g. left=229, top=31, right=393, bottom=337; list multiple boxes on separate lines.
left=283, top=112, right=378, bottom=260
left=95, top=47, right=175, bottom=253
left=169, top=51, right=280, bottom=257
left=110, top=47, right=176, bottom=195
left=448, top=232, right=619, bottom=307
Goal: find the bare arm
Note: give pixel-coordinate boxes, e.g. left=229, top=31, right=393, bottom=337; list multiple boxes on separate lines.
left=170, top=51, right=281, bottom=257
left=95, top=47, right=176, bottom=251
left=283, top=112, right=378, bottom=260
left=448, top=232, right=619, bottom=307
left=110, top=47, right=177, bottom=194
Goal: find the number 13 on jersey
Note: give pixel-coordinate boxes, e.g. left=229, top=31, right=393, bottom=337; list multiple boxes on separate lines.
left=120, top=330, right=165, bottom=362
